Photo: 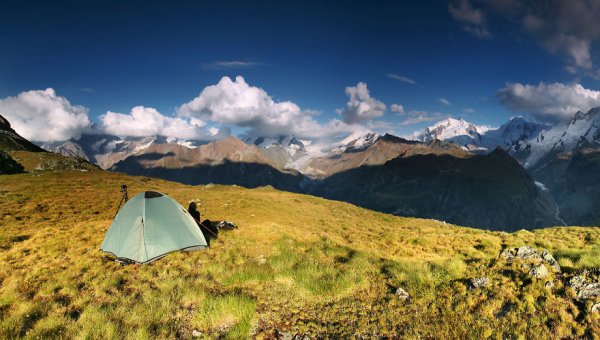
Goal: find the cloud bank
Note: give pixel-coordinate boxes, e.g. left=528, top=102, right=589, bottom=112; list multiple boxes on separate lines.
left=497, top=82, right=600, bottom=123
left=100, top=106, right=218, bottom=140
left=0, top=88, right=91, bottom=142
left=1, top=77, right=390, bottom=146
left=178, top=76, right=367, bottom=141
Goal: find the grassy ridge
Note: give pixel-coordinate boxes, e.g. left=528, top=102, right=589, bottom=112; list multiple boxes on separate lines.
left=0, top=171, right=599, bottom=338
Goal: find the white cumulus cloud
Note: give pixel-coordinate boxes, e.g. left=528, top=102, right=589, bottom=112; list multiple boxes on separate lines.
left=178, top=76, right=365, bottom=141
left=337, top=82, right=386, bottom=124
left=0, top=88, right=91, bottom=142
left=497, top=82, right=600, bottom=123
left=100, top=106, right=216, bottom=140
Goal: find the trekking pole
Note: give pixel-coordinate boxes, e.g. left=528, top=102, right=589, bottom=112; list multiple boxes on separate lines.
left=194, top=217, right=218, bottom=238
left=112, top=184, right=128, bottom=219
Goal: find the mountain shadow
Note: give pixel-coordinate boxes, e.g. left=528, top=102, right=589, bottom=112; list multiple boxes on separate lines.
left=533, top=148, right=600, bottom=226
left=111, top=155, right=305, bottom=192
left=309, top=148, right=557, bottom=231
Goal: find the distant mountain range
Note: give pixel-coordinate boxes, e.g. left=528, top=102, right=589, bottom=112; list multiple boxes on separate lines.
left=413, top=116, right=547, bottom=155
left=6, top=107, right=600, bottom=229
left=105, top=130, right=558, bottom=230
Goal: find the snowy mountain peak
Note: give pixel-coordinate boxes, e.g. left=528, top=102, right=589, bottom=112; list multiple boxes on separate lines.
left=244, top=135, right=306, bottom=150
left=414, top=117, right=489, bottom=143
left=511, top=106, right=600, bottom=168
left=338, top=132, right=381, bottom=151
left=494, top=116, right=546, bottom=146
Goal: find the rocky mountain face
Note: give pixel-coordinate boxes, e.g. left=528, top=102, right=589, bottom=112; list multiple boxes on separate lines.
left=243, top=135, right=308, bottom=170
left=110, top=137, right=304, bottom=192
left=506, top=107, right=600, bottom=226
left=303, top=133, right=469, bottom=178
left=0, top=114, right=45, bottom=152
left=512, top=107, right=600, bottom=169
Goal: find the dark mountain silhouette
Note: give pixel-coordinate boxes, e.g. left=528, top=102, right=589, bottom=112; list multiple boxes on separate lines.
left=310, top=148, right=557, bottom=231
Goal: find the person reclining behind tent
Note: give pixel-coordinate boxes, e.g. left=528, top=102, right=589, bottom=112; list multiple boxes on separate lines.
left=188, top=202, right=218, bottom=243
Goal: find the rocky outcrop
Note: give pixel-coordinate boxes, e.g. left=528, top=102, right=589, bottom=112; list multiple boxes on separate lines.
left=500, top=246, right=561, bottom=273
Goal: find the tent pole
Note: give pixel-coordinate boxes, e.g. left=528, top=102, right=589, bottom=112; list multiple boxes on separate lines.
left=136, top=218, right=143, bottom=271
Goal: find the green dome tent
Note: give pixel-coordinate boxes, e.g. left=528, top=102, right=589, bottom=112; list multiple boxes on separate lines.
left=101, top=191, right=208, bottom=264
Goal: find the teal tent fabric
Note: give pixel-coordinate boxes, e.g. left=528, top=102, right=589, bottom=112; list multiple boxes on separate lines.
left=101, top=191, right=207, bottom=263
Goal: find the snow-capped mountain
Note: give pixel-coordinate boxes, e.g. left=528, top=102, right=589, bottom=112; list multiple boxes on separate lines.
left=412, top=116, right=545, bottom=154
left=243, top=135, right=309, bottom=170
left=244, top=135, right=306, bottom=156
left=514, top=107, right=600, bottom=168
left=332, top=132, right=381, bottom=154
left=485, top=117, right=546, bottom=150
left=43, top=134, right=206, bottom=169
left=412, top=118, right=491, bottom=150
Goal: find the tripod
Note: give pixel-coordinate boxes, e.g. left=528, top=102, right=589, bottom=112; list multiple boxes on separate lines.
left=112, top=184, right=128, bottom=219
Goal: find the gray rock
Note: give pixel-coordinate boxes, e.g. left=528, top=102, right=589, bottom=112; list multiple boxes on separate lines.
left=192, top=330, right=203, bottom=338
left=577, top=283, right=600, bottom=300
left=501, top=246, right=542, bottom=261
left=541, top=249, right=561, bottom=273
left=545, top=281, right=555, bottom=289
left=500, top=246, right=560, bottom=273
left=469, top=277, right=489, bottom=289
left=529, top=264, right=549, bottom=279
left=395, top=287, right=410, bottom=300
left=592, top=303, right=600, bottom=313
left=280, top=332, right=294, bottom=340
left=568, top=270, right=600, bottom=301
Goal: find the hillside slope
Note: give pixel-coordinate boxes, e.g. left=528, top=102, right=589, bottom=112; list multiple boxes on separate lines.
left=313, top=148, right=558, bottom=230
left=0, top=171, right=599, bottom=338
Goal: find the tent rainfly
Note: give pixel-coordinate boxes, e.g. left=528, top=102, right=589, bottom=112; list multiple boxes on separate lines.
left=100, top=191, right=207, bottom=264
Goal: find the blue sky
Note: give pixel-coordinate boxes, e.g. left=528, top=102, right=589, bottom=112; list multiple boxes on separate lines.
left=2, top=0, right=600, bottom=143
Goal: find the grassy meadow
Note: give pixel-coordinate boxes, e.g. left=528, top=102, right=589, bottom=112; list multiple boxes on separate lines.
left=0, top=170, right=599, bottom=338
